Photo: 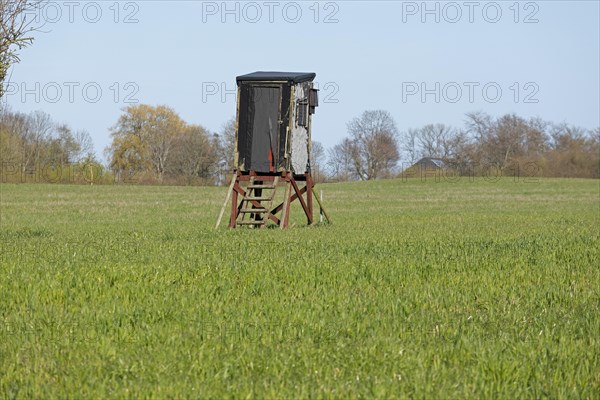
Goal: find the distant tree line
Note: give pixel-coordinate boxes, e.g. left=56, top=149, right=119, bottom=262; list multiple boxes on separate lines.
left=106, top=104, right=223, bottom=185
left=0, top=106, right=105, bottom=183
left=326, top=110, right=599, bottom=181
left=1, top=105, right=598, bottom=184
left=1, top=4, right=598, bottom=184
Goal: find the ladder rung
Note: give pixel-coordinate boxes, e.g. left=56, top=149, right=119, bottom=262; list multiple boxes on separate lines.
left=244, top=197, right=271, bottom=201
left=237, top=220, right=265, bottom=225
left=248, top=184, right=276, bottom=189
left=240, top=208, right=268, bottom=213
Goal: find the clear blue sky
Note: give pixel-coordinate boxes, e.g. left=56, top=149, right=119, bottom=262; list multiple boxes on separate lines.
left=3, top=1, right=599, bottom=161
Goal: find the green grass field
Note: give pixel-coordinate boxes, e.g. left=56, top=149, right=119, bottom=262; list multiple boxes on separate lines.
left=1, top=177, right=599, bottom=398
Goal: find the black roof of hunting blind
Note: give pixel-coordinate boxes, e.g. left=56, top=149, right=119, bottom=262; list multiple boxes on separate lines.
left=236, top=71, right=316, bottom=84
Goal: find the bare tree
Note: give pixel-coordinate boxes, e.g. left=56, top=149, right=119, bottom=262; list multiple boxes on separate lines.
left=218, top=117, right=236, bottom=172
left=17, top=110, right=53, bottom=172
left=167, top=124, right=217, bottom=183
left=327, top=138, right=355, bottom=181
left=401, top=128, right=420, bottom=165
left=416, top=124, right=455, bottom=159
left=310, top=140, right=326, bottom=182
left=488, top=114, right=547, bottom=169
left=544, top=123, right=599, bottom=178
left=0, top=105, right=24, bottom=165
left=523, top=117, right=549, bottom=158
left=444, top=129, right=473, bottom=173
left=1, top=0, right=41, bottom=98
left=464, top=111, right=494, bottom=143
left=73, top=129, right=94, bottom=161
left=1, top=108, right=99, bottom=181
left=52, top=124, right=80, bottom=165
left=346, top=110, right=400, bottom=180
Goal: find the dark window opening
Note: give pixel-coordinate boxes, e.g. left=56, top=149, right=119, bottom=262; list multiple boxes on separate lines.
left=309, top=89, right=319, bottom=114
left=297, top=98, right=308, bottom=127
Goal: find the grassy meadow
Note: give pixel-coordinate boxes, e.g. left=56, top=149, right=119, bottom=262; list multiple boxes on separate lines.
left=0, top=176, right=599, bottom=398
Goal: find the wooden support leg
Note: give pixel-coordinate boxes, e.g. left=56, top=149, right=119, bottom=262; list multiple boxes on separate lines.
left=313, top=189, right=331, bottom=223
left=228, top=174, right=240, bottom=228
left=290, top=176, right=311, bottom=225
left=219, top=171, right=324, bottom=229
left=280, top=172, right=292, bottom=229
left=306, top=173, right=313, bottom=225
left=215, top=172, right=237, bottom=229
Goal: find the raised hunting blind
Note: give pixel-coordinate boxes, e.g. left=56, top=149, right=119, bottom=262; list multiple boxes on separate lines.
left=215, top=71, right=330, bottom=229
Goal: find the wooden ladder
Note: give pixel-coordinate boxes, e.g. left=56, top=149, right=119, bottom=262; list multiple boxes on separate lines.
left=236, top=176, right=279, bottom=228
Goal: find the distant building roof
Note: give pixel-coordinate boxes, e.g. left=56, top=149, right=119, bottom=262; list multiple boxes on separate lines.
left=236, top=71, right=316, bottom=84
left=412, top=157, right=447, bottom=169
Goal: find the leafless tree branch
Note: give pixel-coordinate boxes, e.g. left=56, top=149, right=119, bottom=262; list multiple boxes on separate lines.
left=1, top=0, right=42, bottom=97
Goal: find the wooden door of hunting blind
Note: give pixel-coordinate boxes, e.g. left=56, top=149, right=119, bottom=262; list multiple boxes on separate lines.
left=238, top=85, right=282, bottom=173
